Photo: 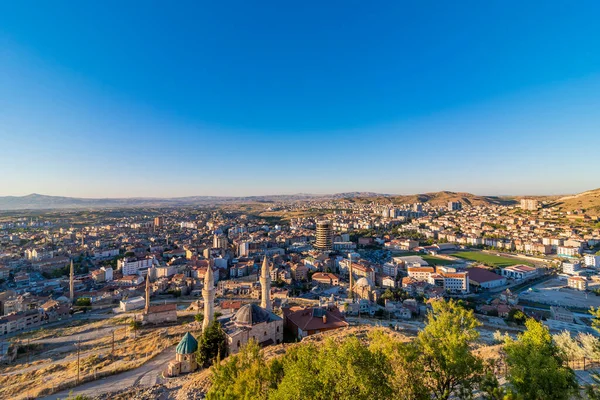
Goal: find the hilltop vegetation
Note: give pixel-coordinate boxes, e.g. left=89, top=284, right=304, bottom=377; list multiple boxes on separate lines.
left=201, top=300, right=581, bottom=400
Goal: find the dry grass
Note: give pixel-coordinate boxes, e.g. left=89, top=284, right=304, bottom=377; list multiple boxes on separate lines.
left=0, top=321, right=201, bottom=400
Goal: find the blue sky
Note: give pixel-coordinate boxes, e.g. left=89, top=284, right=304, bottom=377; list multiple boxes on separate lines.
left=1, top=1, right=599, bottom=197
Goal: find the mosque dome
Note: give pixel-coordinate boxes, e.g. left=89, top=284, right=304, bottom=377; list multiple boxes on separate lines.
left=232, top=303, right=272, bottom=326
left=354, top=277, right=374, bottom=289
left=176, top=332, right=198, bottom=354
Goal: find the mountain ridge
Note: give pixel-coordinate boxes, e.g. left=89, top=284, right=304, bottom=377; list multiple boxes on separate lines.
left=0, top=189, right=597, bottom=211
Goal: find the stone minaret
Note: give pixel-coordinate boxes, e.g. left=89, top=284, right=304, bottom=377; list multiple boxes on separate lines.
left=69, top=260, right=75, bottom=304
left=202, top=262, right=215, bottom=330
left=144, top=272, right=151, bottom=314
left=348, top=256, right=354, bottom=302
left=260, top=256, right=272, bottom=312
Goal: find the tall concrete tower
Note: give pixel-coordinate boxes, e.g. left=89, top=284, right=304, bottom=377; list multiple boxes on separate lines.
left=202, top=262, right=215, bottom=330
left=144, top=272, right=151, bottom=314
left=315, top=220, right=333, bottom=251
left=69, top=260, right=75, bottom=304
left=260, top=256, right=272, bottom=312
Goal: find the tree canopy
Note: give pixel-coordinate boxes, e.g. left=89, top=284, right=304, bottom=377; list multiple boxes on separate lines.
left=197, top=320, right=228, bottom=369
left=504, top=319, right=578, bottom=400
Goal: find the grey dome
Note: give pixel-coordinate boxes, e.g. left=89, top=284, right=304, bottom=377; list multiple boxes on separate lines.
left=355, top=277, right=374, bottom=288
left=232, top=303, right=272, bottom=326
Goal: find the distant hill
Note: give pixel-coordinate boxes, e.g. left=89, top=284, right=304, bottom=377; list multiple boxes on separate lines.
left=340, top=191, right=519, bottom=207
left=1, top=189, right=598, bottom=211
left=547, top=188, right=600, bottom=216
left=0, top=193, right=325, bottom=210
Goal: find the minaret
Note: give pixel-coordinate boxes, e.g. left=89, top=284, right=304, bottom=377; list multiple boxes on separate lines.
left=69, top=259, right=75, bottom=304
left=144, top=272, right=151, bottom=314
left=260, top=256, right=272, bottom=312
left=202, top=261, right=215, bottom=330
left=348, top=256, right=354, bottom=302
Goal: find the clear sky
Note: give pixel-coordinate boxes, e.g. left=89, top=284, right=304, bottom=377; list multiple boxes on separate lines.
left=1, top=1, right=599, bottom=198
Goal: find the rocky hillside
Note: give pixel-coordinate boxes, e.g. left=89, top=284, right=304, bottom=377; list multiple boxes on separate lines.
left=345, top=191, right=519, bottom=207
left=549, top=188, right=600, bottom=216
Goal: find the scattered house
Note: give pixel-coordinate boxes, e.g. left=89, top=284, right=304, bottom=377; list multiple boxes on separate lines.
left=119, top=296, right=145, bottom=312
left=381, top=275, right=396, bottom=289
left=283, top=305, right=348, bottom=339
left=220, top=300, right=243, bottom=314
left=312, top=272, right=339, bottom=287
left=550, top=306, right=574, bottom=323
left=499, top=289, right=519, bottom=305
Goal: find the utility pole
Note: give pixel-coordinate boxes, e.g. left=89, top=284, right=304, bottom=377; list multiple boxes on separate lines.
left=77, top=338, right=80, bottom=385
left=111, top=330, right=115, bottom=360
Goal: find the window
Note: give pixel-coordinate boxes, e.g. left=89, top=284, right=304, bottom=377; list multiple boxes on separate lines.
left=264, top=331, right=267, bottom=336
left=276, top=326, right=280, bottom=333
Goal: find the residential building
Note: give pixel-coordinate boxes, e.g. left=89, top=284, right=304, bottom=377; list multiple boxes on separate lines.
left=585, top=254, right=600, bottom=267
left=312, top=272, right=339, bottom=287
left=118, top=256, right=154, bottom=276
left=407, top=266, right=435, bottom=281
left=520, top=198, right=539, bottom=211
left=562, top=262, right=581, bottom=275
left=283, top=306, right=348, bottom=339
left=315, top=220, right=333, bottom=251
left=550, top=306, right=574, bottom=323
left=567, top=276, right=587, bottom=291
left=448, top=201, right=462, bottom=211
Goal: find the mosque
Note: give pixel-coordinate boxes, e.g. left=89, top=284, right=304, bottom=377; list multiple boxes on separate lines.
left=202, top=256, right=283, bottom=355
left=168, top=256, right=283, bottom=374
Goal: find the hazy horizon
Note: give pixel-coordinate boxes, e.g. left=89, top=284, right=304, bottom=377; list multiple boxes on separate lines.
left=2, top=2, right=600, bottom=197
left=0, top=188, right=591, bottom=200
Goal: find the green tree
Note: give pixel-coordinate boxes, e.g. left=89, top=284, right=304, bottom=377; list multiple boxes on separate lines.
left=507, top=309, right=527, bottom=325
left=207, top=339, right=277, bottom=400
left=504, top=319, right=578, bottom=400
left=194, top=313, right=204, bottom=323
left=369, top=329, right=429, bottom=400
left=272, top=336, right=392, bottom=400
left=129, top=319, right=141, bottom=338
left=197, top=320, right=227, bottom=368
left=415, top=299, right=483, bottom=400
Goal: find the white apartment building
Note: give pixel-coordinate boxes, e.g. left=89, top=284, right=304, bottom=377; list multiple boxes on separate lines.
left=407, top=266, right=435, bottom=282
left=93, top=249, right=119, bottom=259
left=585, top=255, right=600, bottom=267
left=441, top=271, right=469, bottom=293
left=562, top=262, right=581, bottom=275
left=101, top=266, right=114, bottom=281
left=557, top=246, right=581, bottom=257
left=382, top=262, right=399, bottom=278
left=520, top=198, right=539, bottom=211
left=118, top=256, right=154, bottom=276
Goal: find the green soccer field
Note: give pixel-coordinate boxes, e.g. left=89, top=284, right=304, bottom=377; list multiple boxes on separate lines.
left=451, top=251, right=532, bottom=267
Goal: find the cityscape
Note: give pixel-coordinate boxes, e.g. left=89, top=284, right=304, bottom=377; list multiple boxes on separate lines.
left=2, top=2, right=600, bottom=400
left=0, top=190, right=599, bottom=399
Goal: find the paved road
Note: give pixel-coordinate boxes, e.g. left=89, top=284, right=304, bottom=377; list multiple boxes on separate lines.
left=41, top=346, right=176, bottom=400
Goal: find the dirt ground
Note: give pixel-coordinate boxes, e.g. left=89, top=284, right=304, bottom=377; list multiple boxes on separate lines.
left=519, top=277, right=600, bottom=309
